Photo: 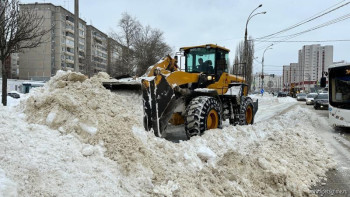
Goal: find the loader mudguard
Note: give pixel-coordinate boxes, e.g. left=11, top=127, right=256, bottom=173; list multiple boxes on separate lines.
left=142, top=74, right=177, bottom=137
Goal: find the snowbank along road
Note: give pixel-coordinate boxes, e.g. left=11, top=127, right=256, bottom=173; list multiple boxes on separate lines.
left=0, top=71, right=340, bottom=197
left=302, top=103, right=350, bottom=197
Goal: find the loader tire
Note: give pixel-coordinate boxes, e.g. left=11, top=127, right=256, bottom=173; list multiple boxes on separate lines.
left=239, top=97, right=254, bottom=125
left=185, top=96, right=221, bottom=139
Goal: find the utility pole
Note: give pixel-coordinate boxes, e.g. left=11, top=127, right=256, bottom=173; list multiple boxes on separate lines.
left=74, top=0, right=79, bottom=72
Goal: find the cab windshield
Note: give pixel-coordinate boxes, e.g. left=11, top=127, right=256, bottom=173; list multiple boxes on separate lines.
left=329, top=65, right=350, bottom=109
left=185, top=47, right=229, bottom=75
left=185, top=48, right=216, bottom=74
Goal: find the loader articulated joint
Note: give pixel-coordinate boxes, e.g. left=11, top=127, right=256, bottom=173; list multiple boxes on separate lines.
left=173, top=85, right=191, bottom=96
left=154, top=68, right=161, bottom=76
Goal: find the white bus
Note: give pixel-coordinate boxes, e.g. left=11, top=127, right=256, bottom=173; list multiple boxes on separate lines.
left=326, top=63, right=350, bottom=127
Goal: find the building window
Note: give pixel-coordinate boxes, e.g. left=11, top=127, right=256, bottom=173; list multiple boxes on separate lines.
left=66, top=47, right=74, bottom=53
left=79, top=44, right=85, bottom=50
left=67, top=63, right=74, bottom=68
left=79, top=30, right=85, bottom=36
left=66, top=39, right=74, bottom=46
left=65, top=55, right=74, bottom=60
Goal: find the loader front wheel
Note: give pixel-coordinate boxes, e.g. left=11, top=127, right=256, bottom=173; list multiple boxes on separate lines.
left=239, top=98, right=254, bottom=125
left=185, top=96, right=221, bottom=139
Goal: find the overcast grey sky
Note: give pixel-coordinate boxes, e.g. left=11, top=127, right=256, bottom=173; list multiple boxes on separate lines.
left=21, top=0, right=350, bottom=75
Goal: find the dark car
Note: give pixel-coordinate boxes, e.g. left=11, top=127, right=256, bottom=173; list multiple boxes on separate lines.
left=7, top=92, right=20, bottom=99
left=314, top=93, right=328, bottom=110
left=277, top=92, right=287, bottom=97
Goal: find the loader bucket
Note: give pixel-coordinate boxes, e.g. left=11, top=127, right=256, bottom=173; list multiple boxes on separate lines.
left=103, top=81, right=142, bottom=92
left=142, top=74, right=177, bottom=137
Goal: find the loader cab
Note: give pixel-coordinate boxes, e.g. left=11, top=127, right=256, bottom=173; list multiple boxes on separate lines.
left=182, top=44, right=229, bottom=80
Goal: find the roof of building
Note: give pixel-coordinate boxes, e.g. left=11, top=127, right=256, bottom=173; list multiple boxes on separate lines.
left=19, top=3, right=87, bottom=24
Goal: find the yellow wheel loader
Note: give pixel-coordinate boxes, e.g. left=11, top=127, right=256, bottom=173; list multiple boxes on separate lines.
left=140, top=44, right=258, bottom=138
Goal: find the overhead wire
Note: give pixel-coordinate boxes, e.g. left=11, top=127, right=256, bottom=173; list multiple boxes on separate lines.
left=258, top=12, right=350, bottom=42
left=255, top=39, right=350, bottom=43
left=253, top=1, right=350, bottom=52
left=255, top=1, right=350, bottom=41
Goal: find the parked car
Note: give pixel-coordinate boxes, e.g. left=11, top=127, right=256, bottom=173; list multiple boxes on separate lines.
left=277, top=92, right=287, bottom=97
left=305, top=93, right=318, bottom=105
left=296, top=93, right=307, bottom=101
left=7, top=91, right=20, bottom=99
left=314, top=93, right=329, bottom=110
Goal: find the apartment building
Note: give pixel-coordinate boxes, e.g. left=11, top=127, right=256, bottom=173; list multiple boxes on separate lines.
left=282, top=65, right=290, bottom=91
left=289, top=63, right=298, bottom=86
left=86, top=25, right=108, bottom=76
left=18, top=3, right=87, bottom=80
left=281, top=44, right=333, bottom=92
left=252, top=72, right=282, bottom=92
left=0, top=53, right=19, bottom=79
left=297, top=44, right=333, bottom=91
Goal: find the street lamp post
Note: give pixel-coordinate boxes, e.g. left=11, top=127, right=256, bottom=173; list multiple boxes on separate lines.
left=261, top=44, right=273, bottom=96
left=244, top=4, right=266, bottom=83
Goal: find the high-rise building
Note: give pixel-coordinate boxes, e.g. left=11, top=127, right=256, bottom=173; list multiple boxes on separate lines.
left=18, top=3, right=87, bottom=80
left=297, top=44, right=333, bottom=91
left=282, top=65, right=290, bottom=91
left=290, top=63, right=298, bottom=86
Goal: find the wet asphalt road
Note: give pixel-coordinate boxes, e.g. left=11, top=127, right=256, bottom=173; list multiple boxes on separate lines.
left=300, top=102, right=350, bottom=197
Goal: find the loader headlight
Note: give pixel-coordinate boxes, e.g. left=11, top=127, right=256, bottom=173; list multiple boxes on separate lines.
left=207, top=75, right=215, bottom=81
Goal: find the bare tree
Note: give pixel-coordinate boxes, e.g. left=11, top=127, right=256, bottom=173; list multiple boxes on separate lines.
left=233, top=38, right=254, bottom=91
left=110, top=12, right=141, bottom=77
left=133, top=25, right=171, bottom=76
left=110, top=12, right=171, bottom=77
left=1, top=1, right=50, bottom=106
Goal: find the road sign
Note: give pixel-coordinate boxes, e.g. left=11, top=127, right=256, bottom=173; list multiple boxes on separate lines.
left=260, top=89, right=264, bottom=94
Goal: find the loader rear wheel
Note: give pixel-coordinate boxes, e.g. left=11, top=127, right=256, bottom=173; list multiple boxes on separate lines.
left=185, top=96, right=221, bottom=139
left=239, top=98, right=254, bottom=125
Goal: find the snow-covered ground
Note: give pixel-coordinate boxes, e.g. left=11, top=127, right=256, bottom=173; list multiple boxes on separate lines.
left=0, top=71, right=335, bottom=196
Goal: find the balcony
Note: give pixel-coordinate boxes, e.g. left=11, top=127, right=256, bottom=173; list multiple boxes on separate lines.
left=79, top=51, right=85, bottom=57
left=66, top=24, right=74, bottom=32
left=94, top=38, right=102, bottom=45
left=65, top=59, right=74, bottom=65
left=66, top=15, right=74, bottom=23
left=65, top=32, right=74, bottom=39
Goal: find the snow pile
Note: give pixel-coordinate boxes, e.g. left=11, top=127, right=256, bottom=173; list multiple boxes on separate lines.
left=0, top=105, right=141, bottom=196
left=0, top=70, right=334, bottom=196
left=0, top=168, right=17, bottom=197
left=21, top=71, right=149, bottom=173
left=134, top=105, right=335, bottom=196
